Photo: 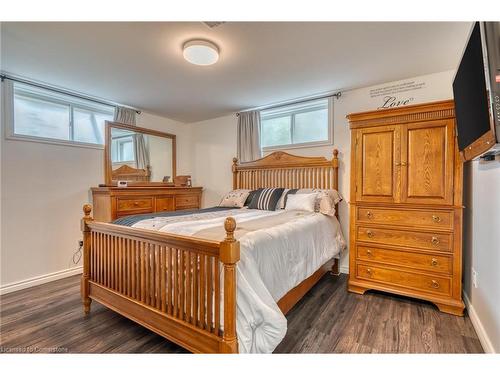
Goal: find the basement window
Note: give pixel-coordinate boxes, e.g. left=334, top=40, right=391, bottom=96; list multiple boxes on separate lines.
left=260, top=97, right=333, bottom=151
left=10, top=82, right=115, bottom=147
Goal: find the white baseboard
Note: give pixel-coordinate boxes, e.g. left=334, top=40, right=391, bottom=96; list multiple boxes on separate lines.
left=463, top=292, right=496, bottom=353
left=0, top=266, right=83, bottom=296
left=340, top=265, right=349, bottom=274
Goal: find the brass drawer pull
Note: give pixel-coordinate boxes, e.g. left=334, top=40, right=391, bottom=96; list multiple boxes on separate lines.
left=431, top=280, right=440, bottom=289
left=431, top=258, right=438, bottom=267
left=366, top=268, right=372, bottom=276
left=366, top=249, right=373, bottom=256
left=366, top=211, right=373, bottom=219
left=432, top=215, right=442, bottom=223
left=366, top=230, right=374, bottom=238
left=134, top=201, right=140, bottom=206
left=431, top=236, right=439, bottom=245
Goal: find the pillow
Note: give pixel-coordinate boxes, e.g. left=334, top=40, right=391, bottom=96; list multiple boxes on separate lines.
left=284, top=193, right=317, bottom=212
left=248, top=188, right=285, bottom=211
left=276, top=188, right=299, bottom=209
left=218, top=189, right=251, bottom=208
left=296, top=188, right=342, bottom=205
left=244, top=190, right=258, bottom=206
left=294, top=188, right=341, bottom=217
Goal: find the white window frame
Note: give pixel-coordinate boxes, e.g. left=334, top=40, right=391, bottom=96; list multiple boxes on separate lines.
left=5, top=82, right=115, bottom=149
left=260, top=97, right=334, bottom=152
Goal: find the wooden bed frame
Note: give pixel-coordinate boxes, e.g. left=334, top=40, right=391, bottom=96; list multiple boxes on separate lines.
left=81, top=149, right=340, bottom=353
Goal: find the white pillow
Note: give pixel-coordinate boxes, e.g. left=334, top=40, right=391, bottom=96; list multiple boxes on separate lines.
left=295, top=188, right=340, bottom=216
left=284, top=193, right=317, bottom=212
left=218, top=189, right=251, bottom=208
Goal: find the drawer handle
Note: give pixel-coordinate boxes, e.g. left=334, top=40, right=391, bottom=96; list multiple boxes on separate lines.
left=366, top=268, right=372, bottom=276
left=366, top=211, right=373, bottom=219
left=134, top=201, right=140, bottom=206
left=432, top=215, right=442, bottom=223
left=431, top=236, right=440, bottom=245
left=431, top=280, right=440, bottom=289
left=431, top=258, right=438, bottom=267
left=366, top=230, right=374, bottom=238
left=366, top=249, right=373, bottom=256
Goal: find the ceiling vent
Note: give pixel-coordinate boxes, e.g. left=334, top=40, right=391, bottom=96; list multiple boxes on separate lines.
left=203, top=22, right=225, bottom=29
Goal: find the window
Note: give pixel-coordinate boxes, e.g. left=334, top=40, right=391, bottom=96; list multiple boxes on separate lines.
left=260, top=97, right=332, bottom=150
left=11, top=82, right=115, bottom=146
left=111, top=132, right=136, bottom=163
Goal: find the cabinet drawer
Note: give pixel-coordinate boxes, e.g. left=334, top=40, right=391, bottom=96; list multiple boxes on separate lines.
left=156, top=197, right=175, bottom=212
left=116, top=197, right=153, bottom=212
left=175, top=194, right=199, bottom=209
left=357, top=226, right=452, bottom=252
left=357, top=264, right=451, bottom=296
left=357, top=207, right=453, bottom=230
left=357, top=245, right=452, bottom=274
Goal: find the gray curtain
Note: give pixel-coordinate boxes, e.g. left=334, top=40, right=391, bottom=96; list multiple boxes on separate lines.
left=114, top=106, right=137, bottom=126
left=114, top=106, right=148, bottom=169
left=134, top=133, right=150, bottom=170
left=237, top=110, right=262, bottom=162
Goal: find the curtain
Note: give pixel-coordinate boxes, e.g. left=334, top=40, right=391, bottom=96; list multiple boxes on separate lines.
left=237, top=110, right=262, bottom=162
left=134, top=133, right=150, bottom=170
left=114, top=106, right=149, bottom=169
left=114, top=106, right=137, bottom=126
left=1, top=79, right=15, bottom=133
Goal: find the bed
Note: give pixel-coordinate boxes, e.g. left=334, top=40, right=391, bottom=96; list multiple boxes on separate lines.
left=80, top=149, right=344, bottom=353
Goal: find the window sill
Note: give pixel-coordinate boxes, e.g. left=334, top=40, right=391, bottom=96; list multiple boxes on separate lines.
left=5, top=133, right=104, bottom=150
left=262, top=139, right=333, bottom=153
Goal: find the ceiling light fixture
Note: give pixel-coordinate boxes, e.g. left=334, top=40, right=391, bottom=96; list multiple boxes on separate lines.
left=183, top=40, right=219, bottom=66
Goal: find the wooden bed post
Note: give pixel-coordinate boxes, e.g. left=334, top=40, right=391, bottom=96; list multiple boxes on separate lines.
left=219, top=217, right=240, bottom=353
left=232, top=157, right=238, bottom=190
left=81, top=204, right=93, bottom=314
left=331, top=149, right=340, bottom=276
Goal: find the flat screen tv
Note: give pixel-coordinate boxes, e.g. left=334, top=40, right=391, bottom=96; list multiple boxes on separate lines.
left=453, top=22, right=500, bottom=160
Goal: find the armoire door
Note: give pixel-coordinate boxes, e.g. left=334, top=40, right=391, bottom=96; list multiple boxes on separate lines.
left=355, top=125, right=401, bottom=203
left=401, top=120, right=455, bottom=205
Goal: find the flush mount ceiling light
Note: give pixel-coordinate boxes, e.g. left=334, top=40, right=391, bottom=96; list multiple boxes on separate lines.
left=183, top=40, right=219, bottom=66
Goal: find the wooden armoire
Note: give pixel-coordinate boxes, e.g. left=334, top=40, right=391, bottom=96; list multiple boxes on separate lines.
left=347, top=100, right=464, bottom=316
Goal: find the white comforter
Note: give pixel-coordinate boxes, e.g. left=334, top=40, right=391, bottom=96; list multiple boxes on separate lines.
left=132, top=208, right=345, bottom=353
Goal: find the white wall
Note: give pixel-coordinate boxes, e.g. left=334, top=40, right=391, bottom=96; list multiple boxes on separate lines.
left=191, top=70, right=456, bottom=271
left=0, top=109, right=191, bottom=292
left=463, top=158, right=500, bottom=353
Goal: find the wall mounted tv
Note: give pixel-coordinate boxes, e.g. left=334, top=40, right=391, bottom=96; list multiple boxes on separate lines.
left=453, top=22, right=500, bottom=161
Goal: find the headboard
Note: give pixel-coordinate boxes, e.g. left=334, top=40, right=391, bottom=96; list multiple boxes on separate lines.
left=111, top=164, right=151, bottom=182
left=232, top=148, right=339, bottom=193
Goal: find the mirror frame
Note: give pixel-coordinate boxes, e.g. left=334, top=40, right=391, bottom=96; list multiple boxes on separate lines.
left=104, top=121, right=177, bottom=186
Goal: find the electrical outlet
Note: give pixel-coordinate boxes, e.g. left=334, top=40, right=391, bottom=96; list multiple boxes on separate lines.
left=472, top=268, right=478, bottom=288
left=78, top=240, right=84, bottom=247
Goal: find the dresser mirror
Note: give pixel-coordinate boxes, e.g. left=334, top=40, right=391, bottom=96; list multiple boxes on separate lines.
left=104, top=121, right=176, bottom=186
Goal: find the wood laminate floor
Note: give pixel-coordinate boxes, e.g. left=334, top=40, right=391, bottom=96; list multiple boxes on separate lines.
left=0, top=274, right=483, bottom=353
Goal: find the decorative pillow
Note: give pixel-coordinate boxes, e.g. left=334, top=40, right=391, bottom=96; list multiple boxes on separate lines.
left=276, top=188, right=299, bottom=209
left=296, top=188, right=342, bottom=204
left=284, top=193, right=317, bottom=212
left=218, top=189, right=251, bottom=208
left=244, top=190, right=258, bottom=206
left=294, top=188, right=341, bottom=216
left=248, top=188, right=285, bottom=211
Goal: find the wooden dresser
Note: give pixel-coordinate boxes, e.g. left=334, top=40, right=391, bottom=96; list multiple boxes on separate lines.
left=347, top=100, right=464, bottom=316
left=91, top=186, right=203, bottom=222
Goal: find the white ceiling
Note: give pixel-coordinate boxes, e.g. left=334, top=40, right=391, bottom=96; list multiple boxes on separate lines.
left=1, top=22, right=471, bottom=122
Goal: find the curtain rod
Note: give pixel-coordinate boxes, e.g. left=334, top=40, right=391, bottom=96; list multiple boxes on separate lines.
left=0, top=73, right=142, bottom=114
left=236, top=91, right=342, bottom=116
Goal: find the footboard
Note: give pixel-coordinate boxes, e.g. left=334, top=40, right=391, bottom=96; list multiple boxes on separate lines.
left=80, top=204, right=240, bottom=353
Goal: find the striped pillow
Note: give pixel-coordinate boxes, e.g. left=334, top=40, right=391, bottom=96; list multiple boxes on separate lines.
left=248, top=188, right=285, bottom=211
